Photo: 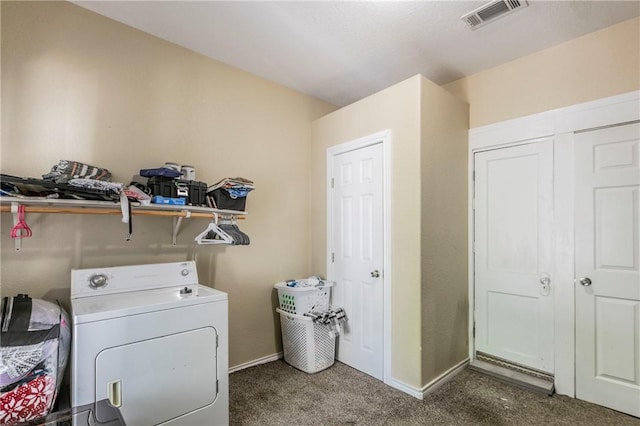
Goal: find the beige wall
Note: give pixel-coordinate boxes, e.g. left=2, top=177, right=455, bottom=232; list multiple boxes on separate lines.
left=0, top=1, right=336, bottom=368
left=5, top=0, right=629, bottom=388
left=419, top=76, right=469, bottom=384
left=311, top=76, right=423, bottom=387
left=311, top=75, right=469, bottom=389
left=445, top=17, right=640, bottom=128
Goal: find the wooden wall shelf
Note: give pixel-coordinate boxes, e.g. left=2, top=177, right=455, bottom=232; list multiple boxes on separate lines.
left=0, top=197, right=246, bottom=250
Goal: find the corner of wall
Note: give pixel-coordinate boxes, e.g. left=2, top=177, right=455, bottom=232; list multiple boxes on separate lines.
left=419, top=76, right=470, bottom=386
left=310, top=76, right=425, bottom=389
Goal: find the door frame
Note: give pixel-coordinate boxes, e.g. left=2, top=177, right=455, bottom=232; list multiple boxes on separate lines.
left=326, top=129, right=392, bottom=386
left=468, top=90, right=640, bottom=397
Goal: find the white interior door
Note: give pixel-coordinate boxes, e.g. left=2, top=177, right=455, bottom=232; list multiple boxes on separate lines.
left=330, top=141, right=384, bottom=380
left=474, top=140, right=554, bottom=373
left=575, top=122, right=640, bottom=417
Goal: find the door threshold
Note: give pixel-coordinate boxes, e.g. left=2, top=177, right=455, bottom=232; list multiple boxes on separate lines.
left=468, top=359, right=555, bottom=396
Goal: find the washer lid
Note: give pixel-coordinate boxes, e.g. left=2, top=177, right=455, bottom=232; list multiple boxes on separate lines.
left=71, top=284, right=227, bottom=324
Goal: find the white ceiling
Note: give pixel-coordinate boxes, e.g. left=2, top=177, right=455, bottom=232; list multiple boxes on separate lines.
left=73, top=1, right=640, bottom=107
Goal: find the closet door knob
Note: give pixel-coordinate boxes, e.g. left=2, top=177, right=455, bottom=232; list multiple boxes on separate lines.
left=370, top=270, right=380, bottom=278
left=579, top=277, right=592, bottom=287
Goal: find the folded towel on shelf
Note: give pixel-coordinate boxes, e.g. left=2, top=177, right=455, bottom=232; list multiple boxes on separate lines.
left=68, top=179, right=123, bottom=193
left=208, top=177, right=255, bottom=192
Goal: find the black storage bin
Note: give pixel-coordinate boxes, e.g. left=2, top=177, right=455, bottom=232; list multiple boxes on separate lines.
left=187, top=180, right=207, bottom=206
left=147, top=177, right=207, bottom=206
left=147, top=176, right=177, bottom=198
left=208, top=188, right=247, bottom=211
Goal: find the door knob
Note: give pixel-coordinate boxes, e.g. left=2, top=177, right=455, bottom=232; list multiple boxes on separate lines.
left=370, top=270, right=380, bottom=278
left=539, top=274, right=551, bottom=296
left=578, top=277, right=592, bottom=286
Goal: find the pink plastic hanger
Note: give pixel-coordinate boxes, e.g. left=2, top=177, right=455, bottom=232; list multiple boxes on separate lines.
left=11, top=205, right=33, bottom=239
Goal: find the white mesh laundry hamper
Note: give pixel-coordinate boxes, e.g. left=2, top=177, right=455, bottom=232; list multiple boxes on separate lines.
left=276, top=308, right=335, bottom=374
left=274, top=280, right=332, bottom=315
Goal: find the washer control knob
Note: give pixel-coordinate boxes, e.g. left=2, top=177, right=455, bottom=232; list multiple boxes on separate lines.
left=181, top=269, right=190, bottom=277
left=89, top=273, right=108, bottom=289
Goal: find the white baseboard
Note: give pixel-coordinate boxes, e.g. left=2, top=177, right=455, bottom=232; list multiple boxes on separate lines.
left=228, top=352, right=283, bottom=374
left=229, top=353, right=469, bottom=401
left=385, top=358, right=469, bottom=400
left=421, top=358, right=469, bottom=398
left=386, top=378, right=425, bottom=399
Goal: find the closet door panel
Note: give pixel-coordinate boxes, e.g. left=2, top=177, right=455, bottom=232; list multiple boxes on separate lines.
left=474, top=139, right=554, bottom=373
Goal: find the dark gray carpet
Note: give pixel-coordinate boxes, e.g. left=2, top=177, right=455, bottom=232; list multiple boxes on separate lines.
left=230, top=360, right=639, bottom=425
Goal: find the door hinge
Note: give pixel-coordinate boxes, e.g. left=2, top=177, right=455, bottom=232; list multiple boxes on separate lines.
left=216, top=379, right=219, bottom=394
left=473, top=170, right=475, bottom=181
left=472, top=241, right=476, bottom=253
left=473, top=321, right=476, bottom=338
left=331, top=252, right=335, bottom=263
left=331, top=178, right=334, bottom=188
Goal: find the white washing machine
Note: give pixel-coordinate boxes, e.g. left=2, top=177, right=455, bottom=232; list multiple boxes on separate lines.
left=70, top=261, right=228, bottom=425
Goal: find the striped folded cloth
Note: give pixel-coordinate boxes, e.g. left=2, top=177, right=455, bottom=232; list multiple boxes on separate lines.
left=42, top=160, right=112, bottom=183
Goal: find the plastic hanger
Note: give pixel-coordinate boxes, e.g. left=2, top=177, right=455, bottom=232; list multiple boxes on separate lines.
left=219, top=218, right=250, bottom=245
left=233, top=223, right=250, bottom=245
left=10, top=205, right=33, bottom=239
left=194, top=214, right=234, bottom=245
left=194, top=222, right=234, bottom=245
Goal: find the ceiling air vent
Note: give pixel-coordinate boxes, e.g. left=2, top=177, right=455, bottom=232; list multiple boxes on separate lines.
left=461, top=0, right=528, bottom=30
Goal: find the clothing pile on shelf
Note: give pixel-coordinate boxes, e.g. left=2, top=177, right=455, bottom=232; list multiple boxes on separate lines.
left=0, top=295, right=71, bottom=426
left=206, top=177, right=254, bottom=211
left=0, top=159, right=121, bottom=202
left=42, top=160, right=112, bottom=184
left=208, top=177, right=254, bottom=198
left=1, top=164, right=254, bottom=244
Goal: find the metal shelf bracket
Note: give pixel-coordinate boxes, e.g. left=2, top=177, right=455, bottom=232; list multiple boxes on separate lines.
left=11, top=202, right=21, bottom=252
left=172, top=210, right=191, bottom=245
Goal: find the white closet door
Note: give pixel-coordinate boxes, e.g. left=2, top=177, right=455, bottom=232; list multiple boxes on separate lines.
left=575, top=122, right=640, bottom=417
left=331, top=142, right=384, bottom=380
left=474, top=140, right=554, bottom=373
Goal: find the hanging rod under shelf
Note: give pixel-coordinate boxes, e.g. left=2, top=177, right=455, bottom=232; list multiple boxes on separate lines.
left=1, top=198, right=246, bottom=249
left=0, top=197, right=246, bottom=218
left=0, top=204, right=245, bottom=219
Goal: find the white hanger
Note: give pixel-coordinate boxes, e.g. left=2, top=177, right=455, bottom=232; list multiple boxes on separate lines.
left=194, top=213, right=234, bottom=245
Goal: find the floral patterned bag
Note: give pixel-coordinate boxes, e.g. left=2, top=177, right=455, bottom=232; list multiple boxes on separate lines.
left=0, top=296, right=70, bottom=425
